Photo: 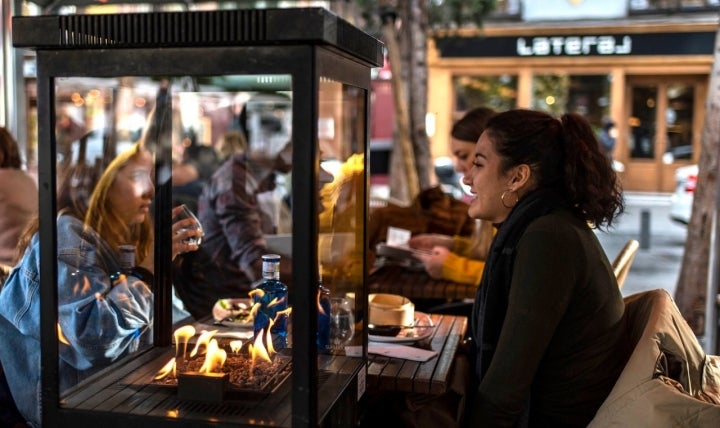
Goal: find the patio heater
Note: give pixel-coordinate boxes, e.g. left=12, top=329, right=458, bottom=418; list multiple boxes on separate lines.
left=12, top=8, right=381, bottom=427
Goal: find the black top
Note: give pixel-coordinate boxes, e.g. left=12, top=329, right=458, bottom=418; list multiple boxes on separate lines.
left=471, top=194, right=629, bottom=426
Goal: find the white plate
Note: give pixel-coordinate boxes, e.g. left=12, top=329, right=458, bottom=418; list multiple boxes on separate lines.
left=212, top=298, right=253, bottom=328
left=368, top=312, right=434, bottom=343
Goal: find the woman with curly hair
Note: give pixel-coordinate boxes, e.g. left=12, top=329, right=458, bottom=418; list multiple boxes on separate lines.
left=464, top=109, right=627, bottom=427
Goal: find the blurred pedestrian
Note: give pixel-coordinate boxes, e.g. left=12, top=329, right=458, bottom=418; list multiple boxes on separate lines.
left=172, top=129, right=220, bottom=215
left=213, top=130, right=248, bottom=163
left=172, top=140, right=293, bottom=319
left=598, top=120, right=617, bottom=162
left=0, top=127, right=37, bottom=268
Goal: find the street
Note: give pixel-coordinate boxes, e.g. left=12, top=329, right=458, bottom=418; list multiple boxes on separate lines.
left=595, top=192, right=720, bottom=354
left=595, top=192, right=687, bottom=298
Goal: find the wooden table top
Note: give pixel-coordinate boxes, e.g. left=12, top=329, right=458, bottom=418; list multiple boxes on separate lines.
left=366, top=313, right=468, bottom=395
left=368, top=264, right=477, bottom=301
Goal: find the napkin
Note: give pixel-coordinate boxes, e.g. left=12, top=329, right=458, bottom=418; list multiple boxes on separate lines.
left=368, top=342, right=438, bottom=362
left=386, top=226, right=411, bottom=247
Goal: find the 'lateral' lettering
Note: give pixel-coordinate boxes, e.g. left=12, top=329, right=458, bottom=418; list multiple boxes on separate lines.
left=516, top=35, right=632, bottom=56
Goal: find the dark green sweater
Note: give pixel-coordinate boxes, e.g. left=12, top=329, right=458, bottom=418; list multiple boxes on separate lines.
left=471, top=209, right=629, bottom=427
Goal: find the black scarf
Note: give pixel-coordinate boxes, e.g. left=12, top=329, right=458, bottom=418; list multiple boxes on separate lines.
left=471, top=188, right=568, bottom=382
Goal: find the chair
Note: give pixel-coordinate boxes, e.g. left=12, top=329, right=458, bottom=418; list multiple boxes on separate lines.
left=588, top=289, right=720, bottom=427
left=612, top=239, right=639, bottom=289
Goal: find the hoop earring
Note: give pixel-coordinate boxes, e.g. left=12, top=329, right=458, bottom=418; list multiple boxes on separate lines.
left=501, top=190, right=519, bottom=209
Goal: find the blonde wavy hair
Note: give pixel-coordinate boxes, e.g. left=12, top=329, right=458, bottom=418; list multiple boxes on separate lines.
left=84, top=142, right=154, bottom=264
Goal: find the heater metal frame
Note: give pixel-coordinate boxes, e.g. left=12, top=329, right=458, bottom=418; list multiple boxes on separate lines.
left=12, top=8, right=381, bottom=427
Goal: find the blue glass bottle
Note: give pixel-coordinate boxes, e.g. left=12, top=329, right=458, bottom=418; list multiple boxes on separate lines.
left=253, top=254, right=288, bottom=349
left=316, top=265, right=331, bottom=353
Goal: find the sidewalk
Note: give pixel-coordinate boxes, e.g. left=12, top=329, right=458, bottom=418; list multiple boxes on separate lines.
left=595, top=192, right=687, bottom=298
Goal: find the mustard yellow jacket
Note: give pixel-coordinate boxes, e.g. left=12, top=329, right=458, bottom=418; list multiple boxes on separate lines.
left=441, top=236, right=486, bottom=285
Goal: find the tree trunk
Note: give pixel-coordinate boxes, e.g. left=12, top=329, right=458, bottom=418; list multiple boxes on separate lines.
left=674, top=22, right=720, bottom=335
left=400, top=0, right=432, bottom=191
left=383, top=14, right=419, bottom=204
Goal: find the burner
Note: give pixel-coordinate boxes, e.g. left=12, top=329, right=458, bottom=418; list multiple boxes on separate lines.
left=153, top=345, right=292, bottom=401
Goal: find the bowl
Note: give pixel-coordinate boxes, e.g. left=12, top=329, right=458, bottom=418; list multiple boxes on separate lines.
left=368, top=293, right=414, bottom=327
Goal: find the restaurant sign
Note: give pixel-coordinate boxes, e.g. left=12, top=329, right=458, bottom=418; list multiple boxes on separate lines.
left=517, top=35, right=631, bottom=56
left=435, top=32, right=716, bottom=58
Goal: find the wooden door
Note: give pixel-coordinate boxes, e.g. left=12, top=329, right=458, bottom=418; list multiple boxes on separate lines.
left=620, top=76, right=705, bottom=192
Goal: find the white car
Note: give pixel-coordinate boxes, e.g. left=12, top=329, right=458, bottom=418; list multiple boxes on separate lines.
left=669, top=164, right=698, bottom=225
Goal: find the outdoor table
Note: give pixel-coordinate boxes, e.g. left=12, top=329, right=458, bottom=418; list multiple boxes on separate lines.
left=366, top=313, right=468, bottom=395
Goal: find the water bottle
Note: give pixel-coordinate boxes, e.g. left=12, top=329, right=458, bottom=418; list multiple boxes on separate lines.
left=116, top=244, right=145, bottom=350
left=316, top=265, right=331, bottom=353
left=118, top=245, right=136, bottom=274
left=110, top=245, right=136, bottom=285
left=253, top=254, right=289, bottom=349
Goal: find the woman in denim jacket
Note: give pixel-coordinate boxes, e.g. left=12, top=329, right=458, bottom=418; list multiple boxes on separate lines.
left=0, top=142, right=199, bottom=427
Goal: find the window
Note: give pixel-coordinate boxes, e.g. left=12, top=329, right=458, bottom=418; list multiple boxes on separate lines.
left=629, top=0, right=719, bottom=12
left=454, top=74, right=518, bottom=113
left=629, top=85, right=657, bottom=159
left=531, top=74, right=612, bottom=128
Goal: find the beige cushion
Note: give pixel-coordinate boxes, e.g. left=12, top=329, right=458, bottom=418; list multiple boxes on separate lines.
left=589, top=289, right=720, bottom=427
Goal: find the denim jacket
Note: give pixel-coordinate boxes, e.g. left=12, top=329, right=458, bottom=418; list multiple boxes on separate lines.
left=0, top=214, right=153, bottom=427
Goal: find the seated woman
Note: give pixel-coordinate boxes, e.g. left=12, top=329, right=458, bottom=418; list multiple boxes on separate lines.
left=409, top=106, right=496, bottom=285
left=465, top=109, right=628, bottom=426
left=409, top=219, right=494, bottom=285
left=0, top=127, right=37, bottom=269
left=0, top=142, right=200, bottom=427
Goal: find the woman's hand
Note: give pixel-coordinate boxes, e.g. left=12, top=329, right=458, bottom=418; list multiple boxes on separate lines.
left=171, top=205, right=203, bottom=260
left=414, top=246, right=450, bottom=279
left=408, top=233, right=454, bottom=251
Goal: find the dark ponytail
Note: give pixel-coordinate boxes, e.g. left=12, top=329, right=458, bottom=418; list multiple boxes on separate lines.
left=559, top=113, right=623, bottom=229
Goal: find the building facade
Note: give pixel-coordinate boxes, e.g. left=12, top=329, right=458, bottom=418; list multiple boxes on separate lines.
left=428, top=0, right=719, bottom=192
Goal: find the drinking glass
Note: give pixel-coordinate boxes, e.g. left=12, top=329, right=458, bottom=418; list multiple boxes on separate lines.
left=329, top=297, right=355, bottom=354
left=173, top=204, right=203, bottom=248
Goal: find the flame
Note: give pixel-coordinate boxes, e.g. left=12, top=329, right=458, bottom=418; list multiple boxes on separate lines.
left=57, top=324, right=70, bottom=345
left=73, top=276, right=92, bottom=296
left=158, top=322, right=302, bottom=383
left=248, top=288, right=265, bottom=299
left=174, top=325, right=195, bottom=359
left=154, top=357, right=176, bottom=380
left=248, top=289, right=264, bottom=318
left=317, top=290, right=328, bottom=316
left=110, top=274, right=126, bottom=288
left=229, top=340, right=243, bottom=354
left=273, top=307, right=292, bottom=324
left=265, top=324, right=276, bottom=355
left=250, top=301, right=261, bottom=319
left=267, top=296, right=286, bottom=308
left=248, top=330, right=272, bottom=374
left=189, top=329, right=218, bottom=358
left=155, top=324, right=255, bottom=381
left=198, top=339, right=227, bottom=373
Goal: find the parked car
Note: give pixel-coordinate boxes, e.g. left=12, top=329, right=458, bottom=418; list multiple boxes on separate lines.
left=669, top=164, right=698, bottom=225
